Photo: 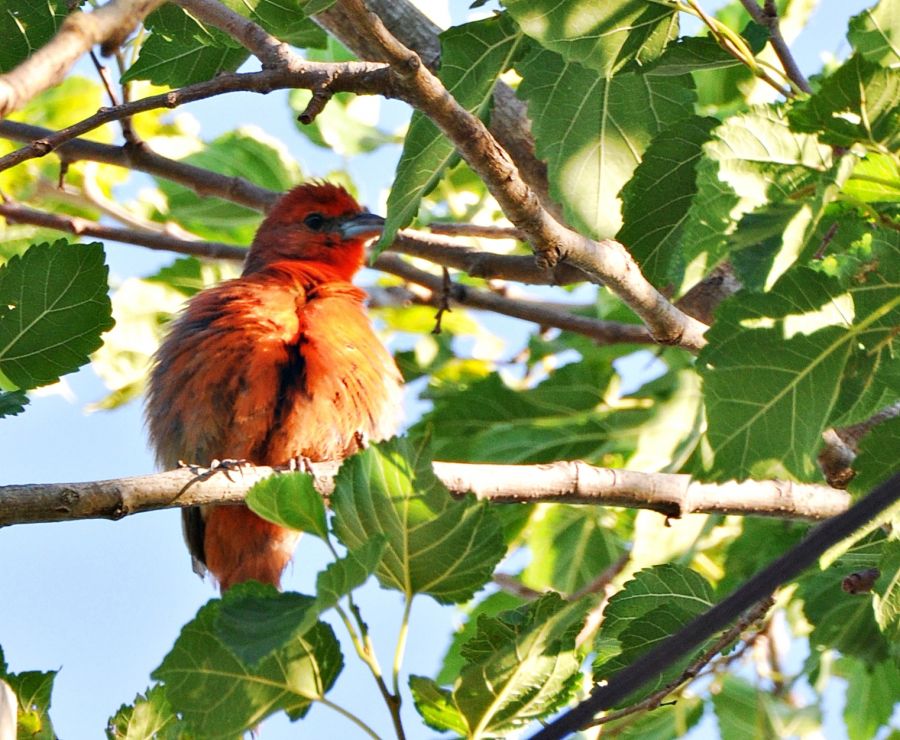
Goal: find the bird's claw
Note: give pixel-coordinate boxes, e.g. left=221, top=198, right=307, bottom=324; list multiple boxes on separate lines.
left=288, top=455, right=315, bottom=475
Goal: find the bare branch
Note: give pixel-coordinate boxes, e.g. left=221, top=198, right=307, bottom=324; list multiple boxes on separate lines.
left=819, top=402, right=900, bottom=488
left=373, top=254, right=653, bottom=345
left=0, top=64, right=391, bottom=174
left=0, top=120, right=277, bottom=210
left=0, top=0, right=166, bottom=118
left=739, top=0, right=812, bottom=93
left=0, top=200, right=246, bottom=260
left=0, top=461, right=852, bottom=527
left=0, top=202, right=650, bottom=342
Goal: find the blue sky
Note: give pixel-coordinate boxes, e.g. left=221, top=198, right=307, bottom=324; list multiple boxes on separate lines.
left=0, top=2, right=879, bottom=738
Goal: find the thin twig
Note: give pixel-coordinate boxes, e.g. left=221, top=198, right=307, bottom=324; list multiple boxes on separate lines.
left=738, top=0, right=812, bottom=93
left=587, top=597, right=775, bottom=729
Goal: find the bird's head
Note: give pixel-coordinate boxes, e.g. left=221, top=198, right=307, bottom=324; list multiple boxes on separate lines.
left=243, top=182, right=384, bottom=279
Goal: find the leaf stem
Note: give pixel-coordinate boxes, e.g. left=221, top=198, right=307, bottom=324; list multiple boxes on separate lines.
left=318, top=696, right=384, bottom=740
left=392, top=595, right=414, bottom=699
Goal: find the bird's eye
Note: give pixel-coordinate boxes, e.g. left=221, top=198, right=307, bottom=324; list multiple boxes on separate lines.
left=304, top=213, right=325, bottom=231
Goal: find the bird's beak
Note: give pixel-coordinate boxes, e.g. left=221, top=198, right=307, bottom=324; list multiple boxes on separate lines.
left=339, top=212, right=385, bottom=240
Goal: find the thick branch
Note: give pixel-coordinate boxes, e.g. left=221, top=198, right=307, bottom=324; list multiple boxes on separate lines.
left=0, top=461, right=852, bottom=527
left=0, top=0, right=166, bottom=118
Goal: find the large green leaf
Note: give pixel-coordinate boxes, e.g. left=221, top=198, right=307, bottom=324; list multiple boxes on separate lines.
left=699, top=251, right=900, bottom=481
left=678, top=107, right=830, bottom=292
left=789, top=54, right=900, bottom=151
left=0, top=0, right=68, bottom=73
left=379, top=14, right=524, bottom=250
left=156, top=128, right=300, bottom=244
left=617, top=116, right=719, bottom=288
left=597, top=563, right=714, bottom=636
left=446, top=594, right=588, bottom=736
left=712, top=675, right=821, bottom=739
left=331, top=436, right=504, bottom=604
left=106, top=685, right=187, bottom=740
left=0, top=241, right=113, bottom=390
left=848, top=0, right=900, bottom=68
left=502, top=0, right=678, bottom=76
left=874, top=539, right=900, bottom=649
left=521, top=505, right=623, bottom=595
left=517, top=48, right=695, bottom=239
left=216, top=540, right=384, bottom=667
left=153, top=597, right=343, bottom=735
left=837, top=657, right=900, bottom=740
left=123, top=4, right=249, bottom=86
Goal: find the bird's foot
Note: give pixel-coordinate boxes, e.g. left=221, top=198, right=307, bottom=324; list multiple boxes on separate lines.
left=354, top=430, right=369, bottom=451
left=288, top=455, right=316, bottom=475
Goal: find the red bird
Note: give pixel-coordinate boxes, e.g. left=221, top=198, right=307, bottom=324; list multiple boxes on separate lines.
left=146, top=183, right=403, bottom=591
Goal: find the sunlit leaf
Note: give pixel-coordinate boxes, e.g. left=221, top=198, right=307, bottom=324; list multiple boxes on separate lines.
left=246, top=472, right=328, bottom=539
left=106, top=685, right=187, bottom=740
left=848, top=0, right=900, bottom=68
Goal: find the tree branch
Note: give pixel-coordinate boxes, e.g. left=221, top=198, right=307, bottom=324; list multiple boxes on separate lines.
left=0, top=0, right=166, bottom=118
left=330, top=0, right=709, bottom=352
left=0, top=461, right=852, bottom=527
left=0, top=202, right=650, bottom=343
left=738, top=0, right=812, bottom=93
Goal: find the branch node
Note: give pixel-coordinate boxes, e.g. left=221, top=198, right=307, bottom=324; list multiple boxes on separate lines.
left=298, top=88, right=334, bottom=125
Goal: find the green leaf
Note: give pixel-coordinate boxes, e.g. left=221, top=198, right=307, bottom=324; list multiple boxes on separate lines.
left=852, top=417, right=900, bottom=497
left=219, top=0, right=325, bottom=48
left=216, top=582, right=318, bottom=667
left=874, top=538, right=900, bottom=646
left=123, top=4, right=248, bottom=86
left=291, top=90, right=396, bottom=156
left=453, top=593, right=589, bottom=735
left=153, top=597, right=343, bottom=735
left=409, top=676, right=468, bottom=735
left=644, top=25, right=767, bottom=77
left=598, top=564, right=715, bottom=641
left=838, top=657, right=900, bottom=740
left=157, top=128, right=299, bottom=244
left=379, top=14, right=524, bottom=250
left=315, top=536, right=386, bottom=610
left=0, top=0, right=68, bottom=73
left=517, top=48, right=694, bottom=239
left=712, top=675, right=822, bottom=739
left=699, top=262, right=900, bottom=480
left=502, top=0, right=678, bottom=76
left=717, top=518, right=807, bottom=597
left=789, top=54, right=900, bottom=151
left=0, top=389, right=28, bottom=418
left=4, top=669, right=57, bottom=740
left=246, top=472, right=328, bottom=539
left=298, top=0, right=336, bottom=14
left=436, top=590, right=525, bottom=686
left=798, top=531, right=890, bottom=665
left=331, top=436, right=505, bottom=603
left=678, top=107, right=830, bottom=293
left=848, top=0, right=900, bottom=68
left=605, top=694, right=704, bottom=739
left=106, top=685, right=186, bottom=740
left=617, top=116, right=719, bottom=287
left=217, top=540, right=384, bottom=667
left=146, top=256, right=243, bottom=297
left=521, top=505, right=622, bottom=594
left=843, top=152, right=900, bottom=203
left=0, top=241, right=114, bottom=390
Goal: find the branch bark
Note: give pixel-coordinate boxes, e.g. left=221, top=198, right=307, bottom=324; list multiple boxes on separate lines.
left=0, top=461, right=852, bottom=527
left=0, top=0, right=166, bottom=118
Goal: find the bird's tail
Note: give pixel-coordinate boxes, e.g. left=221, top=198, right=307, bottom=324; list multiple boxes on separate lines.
left=201, top=505, right=301, bottom=591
